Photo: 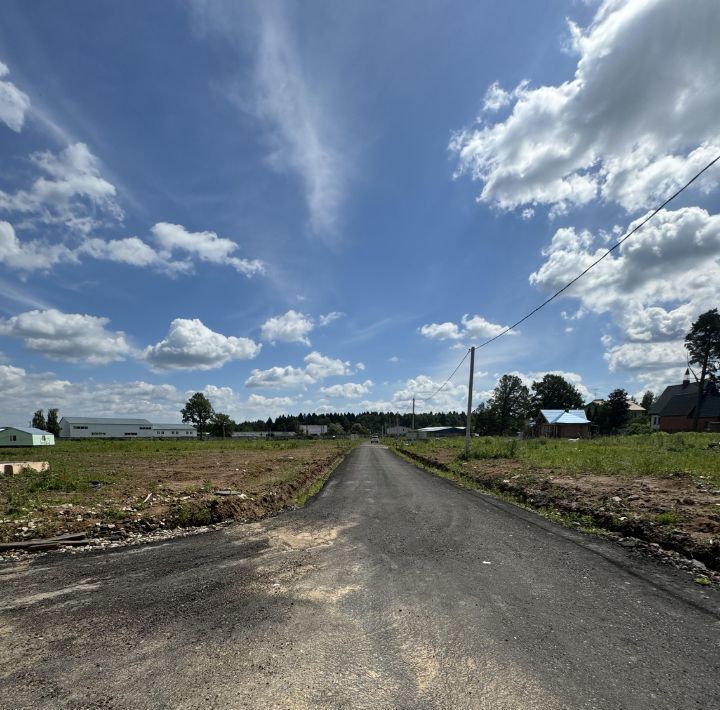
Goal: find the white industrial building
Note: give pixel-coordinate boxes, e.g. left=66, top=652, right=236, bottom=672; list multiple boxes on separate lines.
left=0, top=426, right=55, bottom=447
left=152, top=423, right=197, bottom=438
left=60, top=417, right=196, bottom=439
left=300, top=424, right=327, bottom=436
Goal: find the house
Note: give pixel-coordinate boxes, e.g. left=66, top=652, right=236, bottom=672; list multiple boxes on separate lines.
left=0, top=426, right=55, bottom=447
left=534, top=410, right=591, bottom=438
left=648, top=369, right=700, bottom=430
left=654, top=393, right=720, bottom=432
left=585, top=399, right=645, bottom=420
left=416, top=426, right=465, bottom=438
left=151, top=423, right=197, bottom=438
left=60, top=417, right=155, bottom=438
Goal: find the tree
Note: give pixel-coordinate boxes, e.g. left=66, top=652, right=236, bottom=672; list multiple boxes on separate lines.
left=596, top=388, right=630, bottom=434
left=31, top=409, right=46, bottom=430
left=182, top=392, right=214, bottom=439
left=209, top=412, right=235, bottom=438
left=640, top=390, right=655, bottom=412
left=46, top=408, right=60, bottom=437
left=486, top=374, right=532, bottom=434
left=350, top=422, right=368, bottom=436
left=327, top=422, right=344, bottom=437
left=685, top=308, right=720, bottom=431
left=531, top=374, right=584, bottom=413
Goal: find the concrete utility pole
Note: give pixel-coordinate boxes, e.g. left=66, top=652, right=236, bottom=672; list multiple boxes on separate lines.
left=412, top=397, right=415, bottom=431
left=465, top=347, right=475, bottom=457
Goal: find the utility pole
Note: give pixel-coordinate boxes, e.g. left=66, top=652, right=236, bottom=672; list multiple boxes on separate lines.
left=465, top=346, right=475, bottom=457
left=412, top=397, right=415, bottom=431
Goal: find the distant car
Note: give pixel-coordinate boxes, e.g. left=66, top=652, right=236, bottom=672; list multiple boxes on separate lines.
left=370, top=434, right=379, bottom=444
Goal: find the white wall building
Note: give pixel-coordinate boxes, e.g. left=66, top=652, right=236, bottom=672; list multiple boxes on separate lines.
left=0, top=426, right=55, bottom=447
left=152, top=423, right=197, bottom=438
left=300, top=424, right=327, bottom=436
left=60, top=417, right=154, bottom=438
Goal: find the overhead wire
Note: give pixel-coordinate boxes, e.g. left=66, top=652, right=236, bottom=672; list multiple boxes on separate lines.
left=473, top=152, right=720, bottom=351
left=412, top=151, right=720, bottom=406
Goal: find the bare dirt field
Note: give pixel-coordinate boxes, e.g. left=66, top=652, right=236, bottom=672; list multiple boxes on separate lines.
left=0, top=438, right=354, bottom=548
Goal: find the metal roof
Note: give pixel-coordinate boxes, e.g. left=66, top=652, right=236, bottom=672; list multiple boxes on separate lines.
left=0, top=426, right=53, bottom=435
left=62, top=417, right=152, bottom=425
left=540, top=410, right=591, bottom=425
left=152, top=423, right=196, bottom=429
left=417, top=426, right=466, bottom=432
left=649, top=383, right=698, bottom=415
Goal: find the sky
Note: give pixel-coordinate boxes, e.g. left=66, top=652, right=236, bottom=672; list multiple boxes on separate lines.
left=1, top=0, right=719, bottom=424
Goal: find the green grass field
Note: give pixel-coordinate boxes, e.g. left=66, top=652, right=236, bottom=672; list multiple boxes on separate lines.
left=398, top=432, right=720, bottom=483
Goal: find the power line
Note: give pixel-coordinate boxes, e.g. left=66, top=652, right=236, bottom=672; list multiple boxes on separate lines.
left=416, top=347, right=471, bottom=403
left=474, top=152, right=720, bottom=351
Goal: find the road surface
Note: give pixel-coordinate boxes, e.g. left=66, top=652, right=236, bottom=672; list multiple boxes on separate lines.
left=1, top=444, right=718, bottom=709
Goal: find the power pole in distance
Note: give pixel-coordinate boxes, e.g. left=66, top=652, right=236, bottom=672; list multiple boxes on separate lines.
left=465, top=346, right=475, bottom=457
left=412, top=397, right=415, bottom=431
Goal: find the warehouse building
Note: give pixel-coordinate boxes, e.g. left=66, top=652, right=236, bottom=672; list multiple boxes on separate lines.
left=0, top=426, right=55, bottom=447
left=60, top=417, right=196, bottom=439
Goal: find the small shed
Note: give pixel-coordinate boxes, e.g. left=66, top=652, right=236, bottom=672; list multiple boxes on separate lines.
left=0, top=426, right=55, bottom=447
left=534, top=410, right=591, bottom=438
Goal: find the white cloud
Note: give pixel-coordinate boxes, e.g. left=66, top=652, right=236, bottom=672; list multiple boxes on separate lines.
left=318, top=311, right=343, bottom=326
left=392, top=375, right=468, bottom=413
left=245, top=350, right=352, bottom=389
left=502, top=370, right=593, bottom=403
left=320, top=380, right=373, bottom=398
left=0, top=309, right=131, bottom=364
left=530, top=206, right=720, bottom=381
left=420, top=314, right=515, bottom=342
left=151, top=222, right=264, bottom=276
left=451, top=0, right=720, bottom=214
left=388, top=356, right=399, bottom=363
left=143, top=318, right=261, bottom=371
left=261, top=309, right=314, bottom=345
left=252, top=4, right=347, bottom=236
left=0, top=220, right=76, bottom=271
left=0, top=143, right=123, bottom=233
left=0, top=61, right=30, bottom=132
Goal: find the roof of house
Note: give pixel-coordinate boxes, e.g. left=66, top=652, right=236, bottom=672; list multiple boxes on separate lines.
left=417, top=426, right=466, bottom=432
left=658, top=394, right=720, bottom=419
left=0, top=426, right=53, bottom=435
left=649, top=382, right=699, bottom=415
left=627, top=401, right=646, bottom=412
left=61, top=417, right=152, bottom=425
left=151, top=423, right=196, bottom=429
left=540, top=409, right=591, bottom=425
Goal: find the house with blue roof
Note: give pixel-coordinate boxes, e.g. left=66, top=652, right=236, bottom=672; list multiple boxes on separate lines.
left=533, top=410, right=591, bottom=438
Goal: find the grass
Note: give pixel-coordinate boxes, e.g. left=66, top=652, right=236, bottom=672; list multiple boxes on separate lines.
left=398, top=432, right=720, bottom=483
left=0, top=438, right=357, bottom=539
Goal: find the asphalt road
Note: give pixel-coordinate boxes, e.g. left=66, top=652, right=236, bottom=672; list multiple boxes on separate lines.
left=1, top=444, right=719, bottom=709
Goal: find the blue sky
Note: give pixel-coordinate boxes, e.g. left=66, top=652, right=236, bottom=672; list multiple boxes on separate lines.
left=1, top=0, right=719, bottom=423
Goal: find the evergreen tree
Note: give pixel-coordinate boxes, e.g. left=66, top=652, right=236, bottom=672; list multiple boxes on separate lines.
left=486, top=374, right=532, bottom=434
left=685, top=308, right=720, bottom=431
left=596, top=389, right=630, bottom=434
left=531, top=374, right=584, bottom=413
left=640, top=390, right=655, bottom=412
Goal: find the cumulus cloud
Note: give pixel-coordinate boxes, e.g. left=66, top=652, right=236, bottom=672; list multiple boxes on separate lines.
left=420, top=314, right=515, bottom=342
left=451, top=0, right=720, bottom=214
left=151, top=222, right=264, bottom=276
left=245, top=350, right=352, bottom=389
left=143, top=318, right=261, bottom=371
left=392, top=375, right=468, bottom=413
left=0, top=309, right=131, bottom=364
left=320, top=380, right=373, bottom=398
left=0, top=61, right=30, bottom=132
left=0, top=143, right=123, bottom=233
left=261, top=310, right=314, bottom=345
left=0, top=220, right=76, bottom=271
left=530, top=206, right=720, bottom=380
left=500, top=370, right=593, bottom=403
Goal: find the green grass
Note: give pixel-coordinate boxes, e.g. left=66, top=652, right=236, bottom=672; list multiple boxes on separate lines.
left=399, top=432, right=720, bottom=483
